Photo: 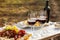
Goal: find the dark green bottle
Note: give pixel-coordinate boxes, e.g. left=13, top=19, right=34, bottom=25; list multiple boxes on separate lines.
left=44, top=0, right=50, bottom=23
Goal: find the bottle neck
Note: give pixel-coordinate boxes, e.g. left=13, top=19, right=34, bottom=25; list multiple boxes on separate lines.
left=44, top=1, right=49, bottom=10
left=46, top=1, right=49, bottom=7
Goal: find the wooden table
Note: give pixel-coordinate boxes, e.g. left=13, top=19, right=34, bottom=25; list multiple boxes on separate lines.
left=42, top=33, right=60, bottom=40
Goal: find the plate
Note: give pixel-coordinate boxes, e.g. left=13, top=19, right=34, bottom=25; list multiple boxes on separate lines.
left=16, top=21, right=44, bottom=29
left=16, top=21, right=29, bottom=28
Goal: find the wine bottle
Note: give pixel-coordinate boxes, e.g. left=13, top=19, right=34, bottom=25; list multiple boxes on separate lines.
left=44, top=0, right=50, bottom=23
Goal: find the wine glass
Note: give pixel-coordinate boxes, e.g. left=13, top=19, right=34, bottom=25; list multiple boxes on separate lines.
left=38, top=10, right=47, bottom=24
left=28, top=11, right=37, bottom=34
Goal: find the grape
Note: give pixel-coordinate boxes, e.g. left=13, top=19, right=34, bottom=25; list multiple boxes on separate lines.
left=18, top=30, right=26, bottom=36
left=0, top=29, right=26, bottom=40
left=0, top=32, right=2, bottom=37
left=17, top=35, right=21, bottom=38
left=14, top=35, right=18, bottom=40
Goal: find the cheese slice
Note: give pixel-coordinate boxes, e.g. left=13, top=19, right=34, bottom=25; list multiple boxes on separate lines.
left=24, top=20, right=28, bottom=25
left=34, top=22, right=41, bottom=27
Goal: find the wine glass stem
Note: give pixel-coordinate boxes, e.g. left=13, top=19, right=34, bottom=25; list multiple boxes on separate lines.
left=31, top=25, right=34, bottom=35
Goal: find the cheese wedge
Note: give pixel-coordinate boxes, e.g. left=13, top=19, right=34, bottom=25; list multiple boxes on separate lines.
left=34, top=22, right=41, bottom=27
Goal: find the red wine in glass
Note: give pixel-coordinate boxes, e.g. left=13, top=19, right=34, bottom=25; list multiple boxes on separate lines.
left=28, top=21, right=36, bottom=25
left=36, top=17, right=46, bottom=24
left=36, top=19, right=46, bottom=24
left=28, top=18, right=36, bottom=25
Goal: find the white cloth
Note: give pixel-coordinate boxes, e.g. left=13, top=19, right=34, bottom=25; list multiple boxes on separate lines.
left=13, top=22, right=60, bottom=40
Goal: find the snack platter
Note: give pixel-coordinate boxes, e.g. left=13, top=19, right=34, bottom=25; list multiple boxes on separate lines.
left=0, top=22, right=60, bottom=40
left=0, top=25, right=32, bottom=40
